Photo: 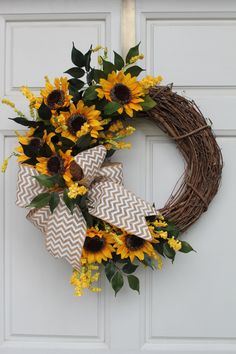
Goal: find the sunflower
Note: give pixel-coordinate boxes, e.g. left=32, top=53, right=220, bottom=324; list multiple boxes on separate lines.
left=52, top=100, right=103, bottom=141
left=82, top=228, right=115, bottom=264
left=15, top=129, right=56, bottom=163
left=36, top=149, right=74, bottom=186
left=96, top=71, right=145, bottom=117
left=36, top=77, right=72, bottom=110
left=114, top=232, right=155, bottom=262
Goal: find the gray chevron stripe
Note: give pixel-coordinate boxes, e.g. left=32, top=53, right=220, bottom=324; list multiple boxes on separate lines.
left=97, top=163, right=123, bottom=185
left=74, top=145, right=106, bottom=185
left=16, top=164, right=46, bottom=207
left=45, top=199, right=86, bottom=270
left=26, top=207, right=51, bottom=233
left=88, top=181, right=156, bottom=240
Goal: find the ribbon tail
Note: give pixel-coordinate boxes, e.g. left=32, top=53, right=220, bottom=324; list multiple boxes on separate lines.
left=26, top=207, right=51, bottom=234
left=27, top=198, right=87, bottom=270
left=44, top=199, right=87, bottom=270
left=88, top=181, right=156, bottom=241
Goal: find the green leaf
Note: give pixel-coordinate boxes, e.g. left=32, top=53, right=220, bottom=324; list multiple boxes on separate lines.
left=106, top=149, right=116, bottom=158
left=140, top=95, right=157, bottom=111
left=80, top=208, right=94, bottom=228
left=39, top=142, right=52, bottom=158
left=104, top=101, right=121, bottom=115
left=127, top=275, right=140, bottom=294
left=93, top=69, right=107, bottom=82
left=114, top=51, right=124, bottom=70
left=65, top=67, right=85, bottom=78
left=105, top=262, right=116, bottom=282
left=49, top=192, right=60, bottom=213
left=71, top=43, right=85, bottom=67
left=83, top=86, right=98, bottom=101
left=68, top=78, right=84, bottom=90
left=20, top=143, right=38, bottom=158
left=163, top=243, right=176, bottom=259
left=126, top=42, right=140, bottom=63
left=102, top=59, right=116, bottom=75
left=84, top=46, right=92, bottom=71
left=142, top=254, right=155, bottom=269
left=9, top=117, right=41, bottom=127
left=153, top=242, right=164, bottom=256
left=33, top=174, right=65, bottom=189
left=179, top=241, right=195, bottom=253
left=33, top=174, right=55, bottom=188
left=122, top=263, right=138, bottom=274
left=124, top=66, right=144, bottom=77
left=76, top=134, right=92, bottom=150
left=111, top=271, right=124, bottom=296
left=63, top=189, right=75, bottom=214
left=166, top=222, right=180, bottom=238
left=59, top=137, right=75, bottom=150
left=38, top=102, right=52, bottom=120
left=86, top=68, right=95, bottom=85
left=27, top=192, right=51, bottom=209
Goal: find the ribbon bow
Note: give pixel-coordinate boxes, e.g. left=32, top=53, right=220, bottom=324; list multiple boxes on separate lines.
left=16, top=146, right=156, bottom=270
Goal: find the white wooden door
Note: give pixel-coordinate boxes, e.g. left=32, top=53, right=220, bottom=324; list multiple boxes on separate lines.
left=0, top=1, right=236, bottom=353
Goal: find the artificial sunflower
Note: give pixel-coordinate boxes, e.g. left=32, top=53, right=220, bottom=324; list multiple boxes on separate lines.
left=36, top=149, right=74, bottom=186
left=15, top=129, right=56, bottom=163
left=82, top=228, right=115, bottom=264
left=114, top=232, right=155, bottom=262
left=36, top=77, right=72, bottom=110
left=96, top=71, right=144, bottom=117
left=51, top=100, right=103, bottom=141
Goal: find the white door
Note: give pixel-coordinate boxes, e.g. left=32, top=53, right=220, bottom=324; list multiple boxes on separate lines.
left=0, top=1, right=236, bottom=353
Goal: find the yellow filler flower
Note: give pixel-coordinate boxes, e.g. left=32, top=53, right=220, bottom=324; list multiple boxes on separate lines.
left=96, top=71, right=144, bottom=117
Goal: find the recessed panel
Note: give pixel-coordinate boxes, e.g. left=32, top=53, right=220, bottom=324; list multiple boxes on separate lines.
left=147, top=20, right=236, bottom=86
left=6, top=20, right=105, bottom=90
left=4, top=136, right=104, bottom=339
left=147, top=136, right=236, bottom=339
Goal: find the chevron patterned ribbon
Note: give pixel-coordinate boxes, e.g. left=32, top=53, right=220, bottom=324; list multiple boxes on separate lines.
left=16, top=145, right=156, bottom=269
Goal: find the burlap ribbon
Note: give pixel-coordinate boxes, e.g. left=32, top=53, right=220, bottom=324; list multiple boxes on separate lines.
left=16, top=145, right=156, bottom=270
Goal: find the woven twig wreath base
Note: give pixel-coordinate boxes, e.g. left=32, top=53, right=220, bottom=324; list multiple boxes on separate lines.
left=144, top=85, right=223, bottom=232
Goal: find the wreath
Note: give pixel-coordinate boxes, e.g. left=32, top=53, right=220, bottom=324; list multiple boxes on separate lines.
left=1, top=43, right=223, bottom=296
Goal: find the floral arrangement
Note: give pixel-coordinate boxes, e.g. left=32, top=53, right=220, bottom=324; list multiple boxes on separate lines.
left=1, top=43, right=194, bottom=296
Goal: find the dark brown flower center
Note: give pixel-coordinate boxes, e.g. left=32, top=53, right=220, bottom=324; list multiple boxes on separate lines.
left=110, top=83, right=132, bottom=104
left=84, top=236, right=105, bottom=253
left=47, top=155, right=64, bottom=175
left=68, top=114, right=86, bottom=135
left=28, top=138, right=43, bottom=152
left=46, top=89, right=65, bottom=109
left=125, top=235, right=145, bottom=251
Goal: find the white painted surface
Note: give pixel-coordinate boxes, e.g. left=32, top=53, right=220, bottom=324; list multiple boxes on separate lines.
left=0, top=0, right=235, bottom=353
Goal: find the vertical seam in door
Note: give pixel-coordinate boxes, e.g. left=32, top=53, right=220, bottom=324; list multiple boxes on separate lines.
left=121, top=0, right=136, bottom=56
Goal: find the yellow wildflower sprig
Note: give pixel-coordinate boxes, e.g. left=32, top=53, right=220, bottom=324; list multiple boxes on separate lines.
left=129, top=53, right=144, bottom=64
left=168, top=237, right=182, bottom=251
left=68, top=183, right=88, bottom=199
left=140, top=75, right=163, bottom=93
left=70, top=264, right=101, bottom=296
left=1, top=152, right=18, bottom=173
left=92, top=45, right=108, bottom=67
left=1, top=99, right=25, bottom=117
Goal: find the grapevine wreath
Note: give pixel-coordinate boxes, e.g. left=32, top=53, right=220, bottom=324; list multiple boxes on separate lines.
left=1, top=44, right=223, bottom=296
